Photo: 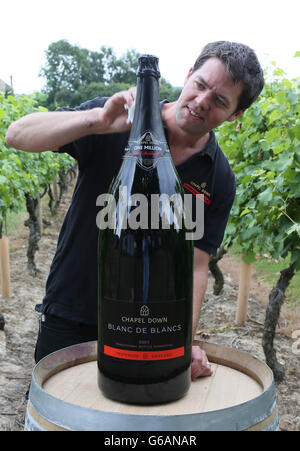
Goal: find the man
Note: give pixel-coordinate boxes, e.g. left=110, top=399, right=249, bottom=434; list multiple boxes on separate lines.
left=6, top=41, right=264, bottom=379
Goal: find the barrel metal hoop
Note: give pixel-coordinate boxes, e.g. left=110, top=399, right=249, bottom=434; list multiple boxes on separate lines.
left=28, top=373, right=277, bottom=431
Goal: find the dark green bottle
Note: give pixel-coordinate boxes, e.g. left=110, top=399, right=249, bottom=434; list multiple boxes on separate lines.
left=97, top=55, right=194, bottom=404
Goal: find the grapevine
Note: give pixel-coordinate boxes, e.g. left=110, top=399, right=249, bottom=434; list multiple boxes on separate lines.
left=0, top=92, right=74, bottom=272
left=216, top=59, right=300, bottom=380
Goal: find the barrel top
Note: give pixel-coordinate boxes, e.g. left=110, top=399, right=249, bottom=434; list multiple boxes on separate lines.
left=33, top=340, right=273, bottom=415
left=27, top=341, right=277, bottom=431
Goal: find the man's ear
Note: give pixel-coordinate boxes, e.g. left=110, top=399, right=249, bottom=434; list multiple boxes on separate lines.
left=227, top=109, right=245, bottom=123
left=184, top=67, right=194, bottom=84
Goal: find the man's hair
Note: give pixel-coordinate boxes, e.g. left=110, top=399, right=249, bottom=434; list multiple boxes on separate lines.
left=193, top=41, right=264, bottom=112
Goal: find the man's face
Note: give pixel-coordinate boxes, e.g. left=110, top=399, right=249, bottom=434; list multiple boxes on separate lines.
left=176, top=57, right=244, bottom=137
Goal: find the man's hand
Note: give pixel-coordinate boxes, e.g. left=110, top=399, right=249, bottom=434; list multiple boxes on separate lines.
left=98, top=87, right=137, bottom=134
left=191, top=345, right=213, bottom=379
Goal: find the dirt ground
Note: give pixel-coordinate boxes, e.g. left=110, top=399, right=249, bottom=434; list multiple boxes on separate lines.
left=0, top=189, right=299, bottom=431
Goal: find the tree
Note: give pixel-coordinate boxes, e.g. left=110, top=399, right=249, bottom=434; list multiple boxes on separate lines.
left=70, top=82, right=132, bottom=107
left=111, top=49, right=140, bottom=84
left=159, top=78, right=182, bottom=102
left=40, top=41, right=182, bottom=109
left=40, top=40, right=105, bottom=109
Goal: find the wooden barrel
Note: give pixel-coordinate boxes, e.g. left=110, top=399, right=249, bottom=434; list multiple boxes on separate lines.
left=25, top=340, right=278, bottom=431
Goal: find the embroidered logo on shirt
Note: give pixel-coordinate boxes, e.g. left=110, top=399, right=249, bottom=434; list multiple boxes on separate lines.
left=183, top=182, right=211, bottom=205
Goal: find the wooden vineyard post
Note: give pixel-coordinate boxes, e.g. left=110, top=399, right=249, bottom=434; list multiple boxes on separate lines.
left=235, top=258, right=253, bottom=325
left=0, top=236, right=11, bottom=298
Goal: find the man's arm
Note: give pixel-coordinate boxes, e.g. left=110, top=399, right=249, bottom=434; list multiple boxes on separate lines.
left=191, top=247, right=213, bottom=378
left=5, top=89, right=136, bottom=153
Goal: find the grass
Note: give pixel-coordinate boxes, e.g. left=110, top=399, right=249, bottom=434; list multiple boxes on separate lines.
left=2, top=200, right=27, bottom=238
left=229, top=244, right=300, bottom=309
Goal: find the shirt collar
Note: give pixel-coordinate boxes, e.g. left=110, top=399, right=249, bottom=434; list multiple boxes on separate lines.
left=200, top=130, right=218, bottom=161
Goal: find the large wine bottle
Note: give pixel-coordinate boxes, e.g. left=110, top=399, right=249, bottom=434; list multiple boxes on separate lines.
left=97, top=55, right=194, bottom=404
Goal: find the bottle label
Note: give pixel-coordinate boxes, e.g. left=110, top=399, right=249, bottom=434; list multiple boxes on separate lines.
left=101, top=298, right=186, bottom=361
left=124, top=131, right=170, bottom=170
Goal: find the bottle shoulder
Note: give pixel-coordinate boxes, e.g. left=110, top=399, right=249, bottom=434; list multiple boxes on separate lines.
left=109, top=156, right=182, bottom=197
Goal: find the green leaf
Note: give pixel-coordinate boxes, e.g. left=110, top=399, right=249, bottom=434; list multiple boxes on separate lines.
left=291, top=249, right=300, bottom=271
left=287, top=91, right=298, bottom=105
left=286, top=223, right=300, bottom=237
left=258, top=187, right=273, bottom=205
left=275, top=91, right=286, bottom=104
left=240, top=208, right=250, bottom=217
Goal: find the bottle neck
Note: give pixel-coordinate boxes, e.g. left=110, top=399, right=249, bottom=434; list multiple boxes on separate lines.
left=124, top=73, right=170, bottom=170
left=129, top=74, right=165, bottom=142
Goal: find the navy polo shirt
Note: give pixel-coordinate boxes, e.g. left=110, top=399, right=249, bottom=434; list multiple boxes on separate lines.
left=39, top=97, right=235, bottom=325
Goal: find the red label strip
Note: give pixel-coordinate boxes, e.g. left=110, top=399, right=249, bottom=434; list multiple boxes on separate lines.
left=104, top=345, right=184, bottom=361
left=183, top=183, right=211, bottom=205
